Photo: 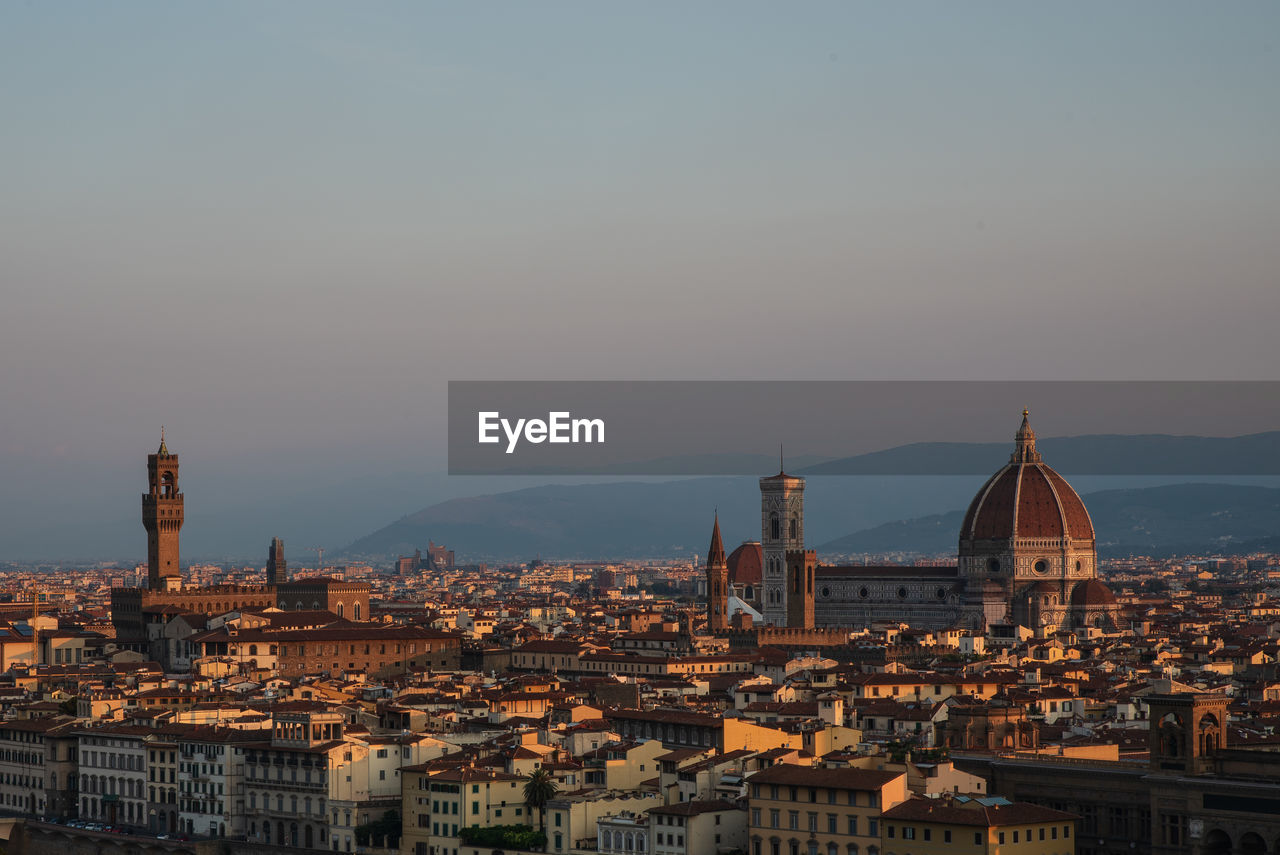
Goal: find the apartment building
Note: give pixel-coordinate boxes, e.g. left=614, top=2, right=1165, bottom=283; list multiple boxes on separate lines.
left=243, top=709, right=346, bottom=848
left=274, top=626, right=462, bottom=678
left=547, top=791, right=661, bottom=855
left=649, top=800, right=746, bottom=855
left=146, top=730, right=180, bottom=834
left=879, top=797, right=1078, bottom=855
left=77, top=723, right=151, bottom=828
left=177, top=727, right=259, bottom=838
left=328, top=731, right=449, bottom=854
left=747, top=765, right=909, bottom=855
left=400, top=765, right=528, bottom=855
left=0, top=718, right=72, bottom=817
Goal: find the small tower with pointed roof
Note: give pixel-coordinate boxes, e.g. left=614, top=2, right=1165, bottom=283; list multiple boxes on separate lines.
left=706, top=513, right=730, bottom=634
left=1011, top=408, right=1043, bottom=464
left=142, top=428, right=184, bottom=591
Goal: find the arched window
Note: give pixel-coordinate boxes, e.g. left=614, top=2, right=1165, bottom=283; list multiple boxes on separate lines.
left=770, top=513, right=780, bottom=541
left=354, top=603, right=361, bottom=621
left=337, top=603, right=344, bottom=619
left=789, top=516, right=797, bottom=540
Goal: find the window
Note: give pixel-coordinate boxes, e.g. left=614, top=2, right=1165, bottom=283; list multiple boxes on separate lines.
left=999, top=832, right=1005, bottom=844
left=943, top=830, right=951, bottom=843
left=974, top=833, right=983, bottom=845
left=847, top=817, right=857, bottom=835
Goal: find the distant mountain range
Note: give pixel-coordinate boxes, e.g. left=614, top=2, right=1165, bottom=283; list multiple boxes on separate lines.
left=339, top=432, right=1280, bottom=562
left=817, top=483, right=1280, bottom=558
left=796, top=431, right=1280, bottom=475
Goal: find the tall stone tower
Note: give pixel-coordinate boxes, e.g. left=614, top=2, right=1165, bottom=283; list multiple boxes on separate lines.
left=785, top=548, right=816, bottom=629
left=266, top=537, right=287, bottom=585
left=706, top=514, right=729, bottom=634
left=760, top=466, right=804, bottom=626
left=142, top=429, right=184, bottom=591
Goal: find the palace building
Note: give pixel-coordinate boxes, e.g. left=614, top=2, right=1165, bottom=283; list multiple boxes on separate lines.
left=111, top=433, right=371, bottom=651
left=707, top=411, right=1123, bottom=635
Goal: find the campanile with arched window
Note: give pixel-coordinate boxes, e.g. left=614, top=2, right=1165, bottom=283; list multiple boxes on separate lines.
left=1148, top=691, right=1228, bottom=776
left=760, top=467, right=805, bottom=627
left=143, top=429, right=184, bottom=591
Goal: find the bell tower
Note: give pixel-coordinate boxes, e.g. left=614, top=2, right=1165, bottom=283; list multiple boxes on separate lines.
left=142, top=429, right=184, bottom=591
left=1148, top=692, right=1228, bottom=775
left=760, top=458, right=805, bottom=627
left=785, top=548, right=816, bottom=629
left=706, top=514, right=729, bottom=634
left=266, top=537, right=287, bottom=585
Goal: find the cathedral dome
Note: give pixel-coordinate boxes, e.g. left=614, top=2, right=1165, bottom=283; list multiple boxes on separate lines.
left=727, top=541, right=762, bottom=586
left=1070, top=578, right=1117, bottom=608
left=960, top=411, right=1095, bottom=544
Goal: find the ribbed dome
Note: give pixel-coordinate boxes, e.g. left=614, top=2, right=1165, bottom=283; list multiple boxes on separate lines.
left=960, top=411, right=1095, bottom=543
left=1070, top=578, right=1117, bottom=608
left=726, top=541, right=762, bottom=586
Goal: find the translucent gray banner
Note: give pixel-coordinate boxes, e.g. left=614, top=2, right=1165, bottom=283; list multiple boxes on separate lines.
left=447, top=381, right=1280, bottom=475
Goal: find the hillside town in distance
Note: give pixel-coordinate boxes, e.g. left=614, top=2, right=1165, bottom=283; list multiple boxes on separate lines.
left=1, top=416, right=1279, bottom=855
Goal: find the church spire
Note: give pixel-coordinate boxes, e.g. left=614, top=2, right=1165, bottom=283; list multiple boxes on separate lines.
left=1011, top=408, right=1042, bottom=463
left=158, top=425, right=169, bottom=456
left=707, top=512, right=726, bottom=568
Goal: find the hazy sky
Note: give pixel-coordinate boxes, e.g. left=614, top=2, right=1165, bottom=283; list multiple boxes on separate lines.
left=3, top=2, right=1279, bottom=560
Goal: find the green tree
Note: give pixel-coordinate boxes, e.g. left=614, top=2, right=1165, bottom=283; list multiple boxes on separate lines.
left=523, top=767, right=559, bottom=833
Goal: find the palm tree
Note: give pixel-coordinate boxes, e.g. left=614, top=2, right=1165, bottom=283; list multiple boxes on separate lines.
left=523, top=766, right=559, bottom=833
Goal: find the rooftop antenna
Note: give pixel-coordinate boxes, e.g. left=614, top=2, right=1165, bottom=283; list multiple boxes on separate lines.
left=780, top=443, right=784, bottom=474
